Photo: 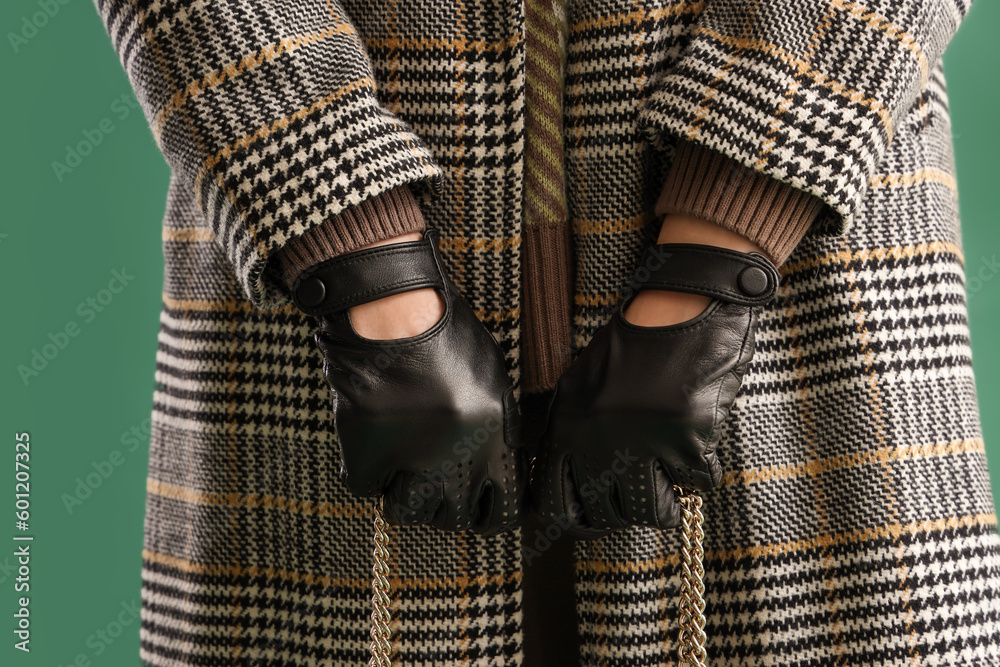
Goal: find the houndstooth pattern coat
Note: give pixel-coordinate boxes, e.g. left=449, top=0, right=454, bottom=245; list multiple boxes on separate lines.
left=94, top=0, right=1000, bottom=664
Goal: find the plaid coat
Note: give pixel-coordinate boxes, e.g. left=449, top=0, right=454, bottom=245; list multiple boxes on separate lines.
left=95, top=0, right=1000, bottom=664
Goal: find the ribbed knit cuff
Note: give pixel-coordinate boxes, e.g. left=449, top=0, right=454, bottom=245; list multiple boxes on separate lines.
left=276, top=185, right=426, bottom=287
left=656, top=140, right=824, bottom=265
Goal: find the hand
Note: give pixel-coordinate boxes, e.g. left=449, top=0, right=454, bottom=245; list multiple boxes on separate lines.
left=341, top=232, right=446, bottom=339
left=529, top=241, right=779, bottom=536
left=291, top=227, right=525, bottom=534
left=624, top=212, right=769, bottom=327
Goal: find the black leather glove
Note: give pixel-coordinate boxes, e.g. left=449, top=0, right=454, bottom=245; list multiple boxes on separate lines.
left=290, top=227, right=524, bottom=534
left=530, top=243, right=779, bottom=536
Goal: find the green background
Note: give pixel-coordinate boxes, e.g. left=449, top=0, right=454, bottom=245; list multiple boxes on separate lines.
left=1, top=1, right=998, bottom=664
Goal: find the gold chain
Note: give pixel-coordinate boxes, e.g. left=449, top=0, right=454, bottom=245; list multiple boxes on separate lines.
left=367, top=491, right=705, bottom=666
left=369, top=497, right=394, bottom=667
left=674, top=485, right=708, bottom=667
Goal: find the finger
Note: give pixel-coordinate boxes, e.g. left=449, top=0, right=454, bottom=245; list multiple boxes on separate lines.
left=530, top=450, right=610, bottom=540
left=571, top=455, right=627, bottom=532
left=702, top=447, right=723, bottom=487
left=434, top=476, right=477, bottom=533
left=531, top=445, right=577, bottom=525
left=382, top=471, right=443, bottom=527
left=659, top=429, right=721, bottom=492
left=613, top=459, right=682, bottom=529
left=617, top=460, right=657, bottom=527
left=473, top=453, right=525, bottom=535
left=651, top=461, right=681, bottom=528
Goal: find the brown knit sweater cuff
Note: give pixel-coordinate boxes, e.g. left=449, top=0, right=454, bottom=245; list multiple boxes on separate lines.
left=276, top=185, right=427, bottom=287
left=656, top=140, right=824, bottom=265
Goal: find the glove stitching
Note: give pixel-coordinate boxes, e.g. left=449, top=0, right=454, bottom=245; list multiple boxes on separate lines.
left=637, top=278, right=775, bottom=305
left=650, top=243, right=775, bottom=269
left=293, top=243, right=443, bottom=314
left=297, top=242, right=430, bottom=280
left=309, top=276, right=442, bottom=315
left=639, top=244, right=779, bottom=304
left=614, top=300, right=725, bottom=336
left=314, top=289, right=454, bottom=350
left=706, top=306, right=757, bottom=487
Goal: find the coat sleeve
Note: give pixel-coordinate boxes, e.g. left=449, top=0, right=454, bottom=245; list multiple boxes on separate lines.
left=637, top=0, right=970, bottom=235
left=93, top=0, right=444, bottom=309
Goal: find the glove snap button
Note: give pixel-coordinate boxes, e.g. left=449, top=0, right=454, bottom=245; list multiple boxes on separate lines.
left=737, top=266, right=769, bottom=296
left=297, top=277, right=327, bottom=307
